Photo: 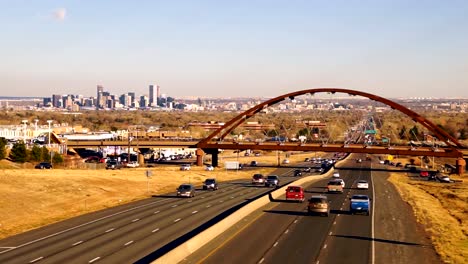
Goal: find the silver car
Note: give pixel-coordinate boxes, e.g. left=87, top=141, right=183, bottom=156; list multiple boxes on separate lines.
left=176, top=184, right=195, bottom=197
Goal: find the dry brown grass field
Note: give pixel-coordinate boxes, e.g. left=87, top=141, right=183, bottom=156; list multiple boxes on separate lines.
left=0, top=151, right=314, bottom=240
left=389, top=172, right=468, bottom=264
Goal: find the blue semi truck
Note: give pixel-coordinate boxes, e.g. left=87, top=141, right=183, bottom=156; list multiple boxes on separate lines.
left=349, top=194, right=371, bottom=215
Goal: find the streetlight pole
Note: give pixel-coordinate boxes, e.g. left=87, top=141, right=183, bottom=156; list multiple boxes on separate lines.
left=21, top=120, right=28, bottom=142
left=47, top=120, right=53, bottom=147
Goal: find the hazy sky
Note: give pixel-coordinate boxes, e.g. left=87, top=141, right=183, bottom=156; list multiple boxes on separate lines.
left=1, top=0, right=467, bottom=98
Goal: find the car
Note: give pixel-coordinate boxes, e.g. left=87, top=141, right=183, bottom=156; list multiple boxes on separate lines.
left=176, top=184, right=195, bottom=197
left=180, top=164, right=191, bottom=171
left=251, top=174, right=265, bottom=185
left=126, top=161, right=139, bottom=168
left=439, top=175, right=452, bottom=183
left=106, top=160, right=122, bottom=170
left=35, top=162, right=52, bottom=169
left=349, top=194, right=371, bottom=215
left=293, top=169, right=302, bottom=177
left=307, top=195, right=330, bottom=216
left=327, top=180, right=344, bottom=193
left=282, top=159, right=290, bottom=164
left=356, top=158, right=362, bottom=163
left=420, top=171, right=429, bottom=177
left=84, top=156, right=105, bottom=163
left=336, top=178, right=345, bottom=188
left=303, top=167, right=312, bottom=173
left=250, top=161, right=258, bottom=167
left=315, top=167, right=324, bottom=173
left=304, top=158, right=310, bottom=162
left=265, top=175, right=280, bottom=187
left=356, top=180, right=369, bottom=190
left=203, top=178, right=218, bottom=190
left=379, top=160, right=385, bottom=164
left=205, top=165, right=214, bottom=171
left=332, top=172, right=340, bottom=178
left=285, top=186, right=305, bottom=202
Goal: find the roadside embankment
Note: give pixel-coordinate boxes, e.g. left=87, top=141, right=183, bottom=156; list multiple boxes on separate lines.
left=389, top=173, right=468, bottom=264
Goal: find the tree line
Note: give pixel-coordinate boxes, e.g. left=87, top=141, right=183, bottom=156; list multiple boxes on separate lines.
left=0, top=138, right=63, bottom=164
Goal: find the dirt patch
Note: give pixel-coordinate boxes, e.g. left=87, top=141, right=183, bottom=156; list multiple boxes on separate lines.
left=388, top=172, right=468, bottom=264
left=0, top=151, right=318, bottom=240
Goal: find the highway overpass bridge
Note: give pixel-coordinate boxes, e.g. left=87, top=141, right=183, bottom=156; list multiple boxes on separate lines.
left=64, top=88, right=467, bottom=173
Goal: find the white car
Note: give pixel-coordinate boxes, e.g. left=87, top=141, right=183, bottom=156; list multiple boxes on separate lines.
left=205, top=165, right=214, bottom=171
left=126, top=161, right=139, bottom=168
left=336, top=178, right=345, bottom=188
left=332, top=172, right=340, bottom=178
left=180, top=164, right=191, bottom=171
left=356, top=180, right=369, bottom=189
left=282, top=159, right=290, bottom=164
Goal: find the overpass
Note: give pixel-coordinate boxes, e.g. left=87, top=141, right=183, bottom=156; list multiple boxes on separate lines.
left=64, top=88, right=467, bottom=173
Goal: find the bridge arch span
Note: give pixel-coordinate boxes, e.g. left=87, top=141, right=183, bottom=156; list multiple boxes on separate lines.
left=197, top=88, right=463, bottom=150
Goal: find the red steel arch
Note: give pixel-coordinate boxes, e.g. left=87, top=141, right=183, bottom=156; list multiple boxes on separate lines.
left=197, top=88, right=463, bottom=150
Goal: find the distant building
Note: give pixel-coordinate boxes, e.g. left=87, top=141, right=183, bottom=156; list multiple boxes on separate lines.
left=97, top=85, right=104, bottom=109
left=149, top=84, right=156, bottom=106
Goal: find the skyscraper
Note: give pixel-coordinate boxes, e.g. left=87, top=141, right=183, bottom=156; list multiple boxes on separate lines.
left=97, top=85, right=104, bottom=109
left=149, top=85, right=156, bottom=107
left=156, top=85, right=160, bottom=106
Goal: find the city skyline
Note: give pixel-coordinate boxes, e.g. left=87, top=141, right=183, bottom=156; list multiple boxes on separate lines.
left=1, top=1, right=468, bottom=98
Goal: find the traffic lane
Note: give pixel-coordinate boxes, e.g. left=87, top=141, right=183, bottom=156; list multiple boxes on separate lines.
left=373, top=171, right=440, bottom=264
left=258, top=170, right=364, bottom=264
left=197, top=175, right=353, bottom=264
left=3, top=184, right=268, bottom=264
left=317, top=169, right=372, bottom=263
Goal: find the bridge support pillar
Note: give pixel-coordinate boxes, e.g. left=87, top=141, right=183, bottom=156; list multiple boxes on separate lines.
left=211, top=151, right=219, bottom=167
left=456, top=158, right=466, bottom=175
left=196, top=149, right=205, bottom=166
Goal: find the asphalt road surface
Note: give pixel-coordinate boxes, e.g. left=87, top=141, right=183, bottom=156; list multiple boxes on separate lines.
left=184, top=156, right=440, bottom=264
left=0, top=167, right=314, bottom=264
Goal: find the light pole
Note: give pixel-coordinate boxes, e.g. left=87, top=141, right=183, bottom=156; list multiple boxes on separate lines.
left=47, top=120, right=53, bottom=147
left=21, top=120, right=28, bottom=142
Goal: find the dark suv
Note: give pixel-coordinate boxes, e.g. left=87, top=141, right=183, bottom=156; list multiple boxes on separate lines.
left=177, top=184, right=196, bottom=197
left=106, top=160, right=123, bottom=170
left=203, top=178, right=218, bottom=190
left=35, top=162, right=52, bottom=169
left=265, top=175, right=280, bottom=187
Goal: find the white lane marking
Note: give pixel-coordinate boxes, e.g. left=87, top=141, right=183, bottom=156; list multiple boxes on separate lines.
left=201, top=196, right=205, bottom=198
left=206, top=204, right=212, bottom=208
left=124, top=241, right=133, bottom=246
left=89, top=257, right=100, bottom=263
left=192, top=211, right=198, bottom=214
left=154, top=210, right=160, bottom=214
left=1, top=198, right=172, bottom=253
left=219, top=200, right=224, bottom=203
left=171, top=204, right=178, bottom=208
left=29, top=257, right=43, bottom=263
left=187, top=200, right=192, bottom=203
left=105, top=228, right=115, bottom=233
left=72, top=241, right=83, bottom=246
left=152, top=228, right=160, bottom=233
left=132, top=219, right=139, bottom=222
left=371, top=167, right=376, bottom=264
left=0, top=247, right=16, bottom=249
left=174, top=218, right=181, bottom=223
left=337, top=214, right=341, bottom=217
left=294, top=220, right=298, bottom=224
left=329, top=232, right=332, bottom=236
left=273, top=241, right=278, bottom=247
left=323, top=244, right=327, bottom=249
left=284, top=229, right=289, bottom=234
left=230, top=196, right=234, bottom=199
left=333, top=221, right=337, bottom=225
left=259, top=258, right=265, bottom=264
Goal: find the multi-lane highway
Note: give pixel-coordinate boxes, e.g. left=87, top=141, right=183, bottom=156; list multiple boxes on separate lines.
left=182, top=156, right=440, bottom=264
left=0, top=166, right=312, bottom=264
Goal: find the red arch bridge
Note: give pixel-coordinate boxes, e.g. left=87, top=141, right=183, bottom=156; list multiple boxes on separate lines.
left=65, top=89, right=468, bottom=173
